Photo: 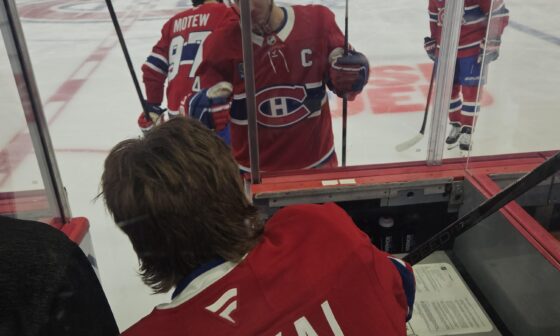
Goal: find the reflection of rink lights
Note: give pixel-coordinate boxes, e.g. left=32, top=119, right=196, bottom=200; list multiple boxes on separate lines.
left=56, top=3, right=107, bottom=13
left=17, top=0, right=186, bottom=22
left=277, top=0, right=345, bottom=8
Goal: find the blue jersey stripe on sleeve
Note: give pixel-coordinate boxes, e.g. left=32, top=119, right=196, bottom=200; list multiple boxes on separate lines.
left=389, top=257, right=416, bottom=321
left=147, top=55, right=169, bottom=74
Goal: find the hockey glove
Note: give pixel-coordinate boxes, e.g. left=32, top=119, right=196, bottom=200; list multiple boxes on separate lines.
left=477, top=38, right=501, bottom=64
left=328, top=48, right=369, bottom=101
left=181, top=82, right=233, bottom=143
left=424, top=36, right=437, bottom=61
left=137, top=104, right=167, bottom=134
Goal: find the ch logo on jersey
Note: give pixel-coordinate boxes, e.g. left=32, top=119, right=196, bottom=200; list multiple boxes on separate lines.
left=206, top=288, right=238, bottom=324
left=256, top=85, right=310, bottom=127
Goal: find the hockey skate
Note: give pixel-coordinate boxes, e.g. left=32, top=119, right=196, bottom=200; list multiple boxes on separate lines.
left=459, top=128, right=472, bottom=151
left=446, top=124, right=461, bottom=149
left=446, top=124, right=461, bottom=144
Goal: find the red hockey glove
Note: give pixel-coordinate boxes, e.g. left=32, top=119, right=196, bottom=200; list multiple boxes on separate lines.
left=137, top=104, right=167, bottom=134
left=478, top=38, right=501, bottom=64
left=424, top=36, right=437, bottom=61
left=328, top=48, right=370, bottom=101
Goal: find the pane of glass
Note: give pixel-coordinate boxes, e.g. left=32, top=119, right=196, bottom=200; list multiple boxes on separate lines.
left=490, top=169, right=560, bottom=244
left=333, top=0, right=437, bottom=165
left=278, top=0, right=449, bottom=168
left=200, top=0, right=463, bottom=173
left=0, top=30, right=50, bottom=220
left=15, top=1, right=177, bottom=330
left=453, top=202, right=560, bottom=335
left=466, top=0, right=560, bottom=166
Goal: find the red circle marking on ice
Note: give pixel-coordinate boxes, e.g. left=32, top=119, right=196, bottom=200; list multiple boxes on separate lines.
left=17, top=0, right=183, bottom=22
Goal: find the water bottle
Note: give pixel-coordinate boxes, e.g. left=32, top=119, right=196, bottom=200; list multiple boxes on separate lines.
left=401, top=213, right=418, bottom=253
left=378, top=216, right=395, bottom=253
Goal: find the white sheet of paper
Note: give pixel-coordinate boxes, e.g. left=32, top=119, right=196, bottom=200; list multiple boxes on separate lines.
left=407, top=263, right=494, bottom=336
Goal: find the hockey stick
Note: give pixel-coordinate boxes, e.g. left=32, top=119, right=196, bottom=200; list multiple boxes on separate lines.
left=104, top=0, right=150, bottom=118
left=395, top=62, right=436, bottom=152
left=341, top=0, right=349, bottom=166
left=403, top=151, right=560, bottom=265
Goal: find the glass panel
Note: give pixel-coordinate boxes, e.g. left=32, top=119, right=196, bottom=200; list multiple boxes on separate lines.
left=454, top=208, right=560, bottom=335
left=14, top=1, right=178, bottom=330
left=205, top=0, right=471, bottom=174
left=466, top=0, right=560, bottom=166
left=10, top=0, right=557, bottom=331
left=335, top=0, right=438, bottom=165
left=11, top=0, right=475, bottom=179
left=271, top=0, right=452, bottom=169
left=489, top=170, right=560, bottom=246
left=454, top=174, right=560, bottom=335
left=0, top=27, right=50, bottom=219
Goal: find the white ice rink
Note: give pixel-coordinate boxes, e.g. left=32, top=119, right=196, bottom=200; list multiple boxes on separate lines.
left=2, top=0, right=559, bottom=331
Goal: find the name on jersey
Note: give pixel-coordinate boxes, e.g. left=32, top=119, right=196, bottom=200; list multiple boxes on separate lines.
left=275, top=300, right=344, bottom=336
left=173, top=14, right=210, bottom=33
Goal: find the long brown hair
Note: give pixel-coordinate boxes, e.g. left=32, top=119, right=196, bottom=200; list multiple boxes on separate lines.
left=100, top=117, right=260, bottom=293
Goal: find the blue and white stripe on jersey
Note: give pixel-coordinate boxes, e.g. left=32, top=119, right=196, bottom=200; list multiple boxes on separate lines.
left=428, top=11, right=438, bottom=24
left=463, top=3, right=509, bottom=26
left=144, top=52, right=168, bottom=75
left=463, top=4, right=486, bottom=25
left=491, top=2, right=509, bottom=19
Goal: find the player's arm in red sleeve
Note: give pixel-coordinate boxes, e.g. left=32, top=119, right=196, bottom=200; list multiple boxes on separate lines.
left=428, top=0, right=438, bottom=41
left=322, top=6, right=369, bottom=101
left=480, top=0, right=509, bottom=39
left=369, top=250, right=416, bottom=322
left=324, top=203, right=416, bottom=322
left=142, top=20, right=171, bottom=106
left=423, top=0, right=438, bottom=61
left=137, top=21, right=172, bottom=132
left=478, top=0, right=509, bottom=63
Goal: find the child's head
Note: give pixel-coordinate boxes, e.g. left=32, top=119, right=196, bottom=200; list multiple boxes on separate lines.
left=101, top=117, right=260, bottom=292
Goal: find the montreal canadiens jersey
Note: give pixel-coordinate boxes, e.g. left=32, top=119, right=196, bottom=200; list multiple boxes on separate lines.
left=121, top=203, right=415, bottom=336
left=197, top=5, right=345, bottom=172
left=429, top=0, right=509, bottom=57
left=142, top=3, right=238, bottom=114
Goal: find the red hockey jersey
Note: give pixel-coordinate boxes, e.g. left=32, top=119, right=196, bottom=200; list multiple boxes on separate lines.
left=142, top=3, right=238, bottom=114
left=197, top=5, right=346, bottom=172
left=122, top=203, right=414, bottom=336
left=428, top=0, right=509, bottom=57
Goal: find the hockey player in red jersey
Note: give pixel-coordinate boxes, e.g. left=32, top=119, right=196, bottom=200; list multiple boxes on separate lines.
left=183, top=0, right=370, bottom=172
left=101, top=117, right=415, bottom=336
left=138, top=0, right=238, bottom=133
left=425, top=0, right=509, bottom=150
